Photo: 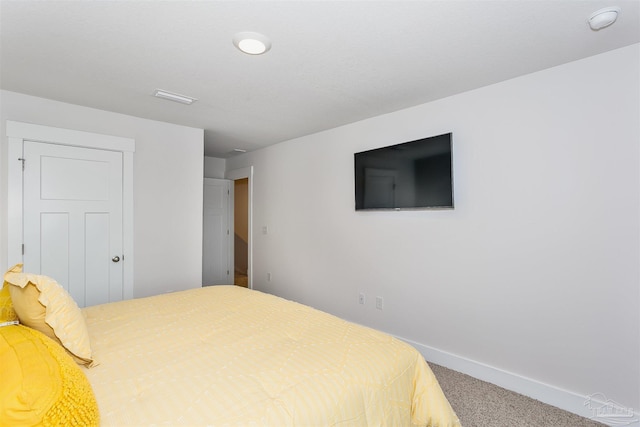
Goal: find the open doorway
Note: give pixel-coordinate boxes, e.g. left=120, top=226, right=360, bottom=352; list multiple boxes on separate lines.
left=233, top=178, right=249, bottom=287
left=226, top=166, right=253, bottom=289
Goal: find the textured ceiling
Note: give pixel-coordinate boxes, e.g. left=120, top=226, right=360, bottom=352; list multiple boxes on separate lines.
left=1, top=1, right=638, bottom=158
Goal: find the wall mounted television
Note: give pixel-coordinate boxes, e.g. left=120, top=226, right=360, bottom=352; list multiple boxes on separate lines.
left=354, top=132, right=453, bottom=210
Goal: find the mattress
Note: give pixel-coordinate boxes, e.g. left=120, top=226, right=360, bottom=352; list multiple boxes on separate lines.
left=83, top=285, right=460, bottom=426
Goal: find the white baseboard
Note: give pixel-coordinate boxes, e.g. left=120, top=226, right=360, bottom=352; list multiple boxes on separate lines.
left=398, top=336, right=639, bottom=427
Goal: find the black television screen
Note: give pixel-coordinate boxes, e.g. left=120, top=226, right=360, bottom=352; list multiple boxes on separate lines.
left=354, top=133, right=453, bottom=210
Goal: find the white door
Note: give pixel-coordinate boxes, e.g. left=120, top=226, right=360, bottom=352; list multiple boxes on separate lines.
left=203, top=178, right=232, bottom=285
left=23, top=141, right=124, bottom=307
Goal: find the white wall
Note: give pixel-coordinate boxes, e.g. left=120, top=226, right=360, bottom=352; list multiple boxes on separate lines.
left=227, top=44, right=640, bottom=417
left=204, top=156, right=226, bottom=178
left=0, top=90, right=204, bottom=298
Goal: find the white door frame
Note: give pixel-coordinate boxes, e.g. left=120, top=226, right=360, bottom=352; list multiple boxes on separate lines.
left=6, top=120, right=135, bottom=300
left=226, top=166, right=253, bottom=289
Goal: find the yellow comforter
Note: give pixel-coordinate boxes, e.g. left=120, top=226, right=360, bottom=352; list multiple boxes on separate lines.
left=83, top=286, right=460, bottom=426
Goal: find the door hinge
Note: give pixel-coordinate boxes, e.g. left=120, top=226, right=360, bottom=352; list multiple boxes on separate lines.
left=21, top=244, right=24, bottom=255
left=18, top=158, right=25, bottom=171
left=227, top=270, right=229, bottom=275
left=227, top=229, right=229, bottom=235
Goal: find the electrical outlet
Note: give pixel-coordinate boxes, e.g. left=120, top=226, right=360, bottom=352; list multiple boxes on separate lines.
left=358, top=293, right=366, bottom=305
left=376, top=296, right=384, bottom=310
left=267, top=272, right=272, bottom=282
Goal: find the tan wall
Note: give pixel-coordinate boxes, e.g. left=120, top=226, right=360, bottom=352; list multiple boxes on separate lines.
left=234, top=178, right=249, bottom=241
left=234, top=178, right=249, bottom=274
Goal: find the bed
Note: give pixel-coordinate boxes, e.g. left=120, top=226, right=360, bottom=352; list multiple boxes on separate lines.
left=2, top=268, right=460, bottom=426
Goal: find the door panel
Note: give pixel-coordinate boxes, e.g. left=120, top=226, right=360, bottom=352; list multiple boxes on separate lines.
left=23, top=141, right=123, bottom=307
left=40, top=213, right=70, bottom=287
left=40, top=156, right=110, bottom=200
left=85, top=213, right=111, bottom=307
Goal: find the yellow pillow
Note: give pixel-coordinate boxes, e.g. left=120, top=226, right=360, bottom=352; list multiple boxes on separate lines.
left=0, top=324, right=99, bottom=426
left=0, top=283, right=18, bottom=323
left=4, top=270, right=95, bottom=366
left=0, top=264, right=22, bottom=323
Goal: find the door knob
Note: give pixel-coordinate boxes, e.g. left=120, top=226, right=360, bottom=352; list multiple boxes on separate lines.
left=112, top=256, right=120, bottom=263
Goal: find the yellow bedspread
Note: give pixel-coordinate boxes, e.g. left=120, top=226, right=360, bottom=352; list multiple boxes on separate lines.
left=83, top=286, right=460, bottom=426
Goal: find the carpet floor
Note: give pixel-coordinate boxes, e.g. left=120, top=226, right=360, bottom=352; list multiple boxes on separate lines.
left=429, top=363, right=606, bottom=427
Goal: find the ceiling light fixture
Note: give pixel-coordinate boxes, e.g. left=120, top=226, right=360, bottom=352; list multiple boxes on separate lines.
left=233, top=32, right=271, bottom=55
left=588, top=7, right=620, bottom=31
left=153, top=89, right=197, bottom=105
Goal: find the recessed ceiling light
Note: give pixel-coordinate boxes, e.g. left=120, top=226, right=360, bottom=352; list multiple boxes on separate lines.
left=588, top=7, right=621, bottom=31
left=233, top=148, right=247, bottom=153
left=233, top=32, right=271, bottom=55
left=153, top=89, right=197, bottom=105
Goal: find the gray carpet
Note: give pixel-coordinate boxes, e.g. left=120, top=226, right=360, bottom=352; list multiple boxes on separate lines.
left=429, top=363, right=606, bottom=427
